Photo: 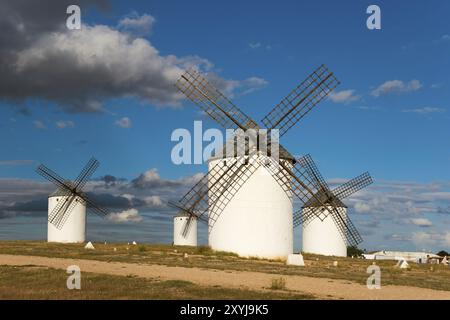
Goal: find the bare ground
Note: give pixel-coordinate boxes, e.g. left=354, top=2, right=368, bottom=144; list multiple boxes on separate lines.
left=1, top=254, right=449, bottom=300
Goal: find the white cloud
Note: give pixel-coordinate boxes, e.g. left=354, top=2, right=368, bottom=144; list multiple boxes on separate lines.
left=412, top=231, right=436, bottom=247
left=144, top=195, right=163, bottom=207
left=444, top=232, right=450, bottom=247
left=107, top=208, right=143, bottom=223
left=118, top=13, right=155, bottom=36
left=120, top=194, right=135, bottom=201
left=6, top=20, right=266, bottom=113
left=442, top=35, right=450, bottom=41
left=410, top=218, right=433, bottom=227
left=354, top=202, right=371, bottom=213
left=249, top=42, right=261, bottom=49
left=371, top=79, right=422, bottom=97
left=206, top=74, right=268, bottom=97
left=328, top=89, right=360, bottom=104
left=115, top=117, right=132, bottom=128
left=421, top=192, right=450, bottom=201
left=140, top=169, right=160, bottom=183
left=56, top=120, right=74, bottom=129
left=33, top=120, right=46, bottom=129
left=0, top=160, right=33, bottom=166
left=402, top=107, right=445, bottom=114
left=430, top=83, right=443, bottom=89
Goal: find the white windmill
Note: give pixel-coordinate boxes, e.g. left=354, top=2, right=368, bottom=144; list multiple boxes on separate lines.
left=171, top=65, right=370, bottom=259
left=36, top=157, right=110, bottom=243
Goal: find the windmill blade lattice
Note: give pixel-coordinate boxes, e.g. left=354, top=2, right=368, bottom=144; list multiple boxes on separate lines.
left=331, top=172, right=373, bottom=200
left=176, top=69, right=260, bottom=130
left=296, top=157, right=372, bottom=228
left=261, top=64, right=340, bottom=137
left=36, top=158, right=109, bottom=229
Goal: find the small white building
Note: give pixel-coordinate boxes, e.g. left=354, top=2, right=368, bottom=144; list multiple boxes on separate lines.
left=362, top=250, right=441, bottom=264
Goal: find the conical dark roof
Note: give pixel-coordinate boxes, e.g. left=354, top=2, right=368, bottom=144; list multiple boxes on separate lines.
left=302, top=188, right=347, bottom=208
left=209, top=135, right=294, bottom=162
left=49, top=181, right=75, bottom=198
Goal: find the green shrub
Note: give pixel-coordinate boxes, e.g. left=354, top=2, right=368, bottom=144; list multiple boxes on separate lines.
left=270, top=277, right=286, bottom=290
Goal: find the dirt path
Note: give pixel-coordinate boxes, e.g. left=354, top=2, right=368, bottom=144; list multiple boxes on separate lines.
left=1, top=254, right=449, bottom=300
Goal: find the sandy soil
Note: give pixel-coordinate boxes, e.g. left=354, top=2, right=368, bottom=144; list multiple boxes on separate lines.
left=1, top=254, right=449, bottom=300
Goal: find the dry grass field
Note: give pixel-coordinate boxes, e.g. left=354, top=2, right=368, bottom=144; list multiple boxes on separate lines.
left=0, top=241, right=449, bottom=299
left=0, top=265, right=313, bottom=300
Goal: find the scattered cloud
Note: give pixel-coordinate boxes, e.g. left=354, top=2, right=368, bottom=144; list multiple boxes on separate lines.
left=431, top=83, right=443, bottom=89
left=356, top=106, right=380, bottom=111
left=143, top=195, right=164, bottom=207
left=248, top=42, right=272, bottom=51
left=441, top=34, right=450, bottom=41
left=115, top=117, right=132, bottom=128
left=328, top=89, right=361, bottom=104
left=371, top=80, right=422, bottom=97
left=130, top=168, right=202, bottom=190
left=0, top=160, right=33, bottom=166
left=56, top=120, right=75, bottom=129
left=33, top=120, right=46, bottom=129
left=248, top=42, right=261, bottom=49
left=401, top=107, right=446, bottom=115
left=118, top=12, right=155, bottom=36
left=301, top=179, right=450, bottom=243
left=0, top=167, right=203, bottom=221
left=410, top=231, right=450, bottom=249
left=354, top=202, right=371, bottom=213
left=385, top=233, right=411, bottom=242
left=410, top=218, right=433, bottom=227
left=107, top=208, right=143, bottom=223
left=207, top=74, right=268, bottom=97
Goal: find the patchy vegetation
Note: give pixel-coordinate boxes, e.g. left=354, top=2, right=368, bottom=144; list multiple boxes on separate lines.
left=270, top=277, right=287, bottom=290
left=0, top=241, right=449, bottom=292
left=0, top=265, right=313, bottom=300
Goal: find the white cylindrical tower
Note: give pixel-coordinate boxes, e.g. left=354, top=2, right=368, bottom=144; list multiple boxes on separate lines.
left=173, top=214, right=197, bottom=246
left=47, top=191, right=86, bottom=243
left=208, top=156, right=293, bottom=260
left=302, top=205, right=347, bottom=257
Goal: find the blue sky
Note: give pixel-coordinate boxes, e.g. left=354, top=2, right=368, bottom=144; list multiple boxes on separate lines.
left=0, top=0, right=449, bottom=252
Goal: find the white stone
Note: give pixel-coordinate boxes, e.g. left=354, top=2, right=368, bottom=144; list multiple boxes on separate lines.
left=132, top=241, right=137, bottom=245
left=84, top=241, right=95, bottom=250
left=333, top=261, right=338, bottom=267
left=286, top=254, right=305, bottom=266
left=396, top=259, right=409, bottom=269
